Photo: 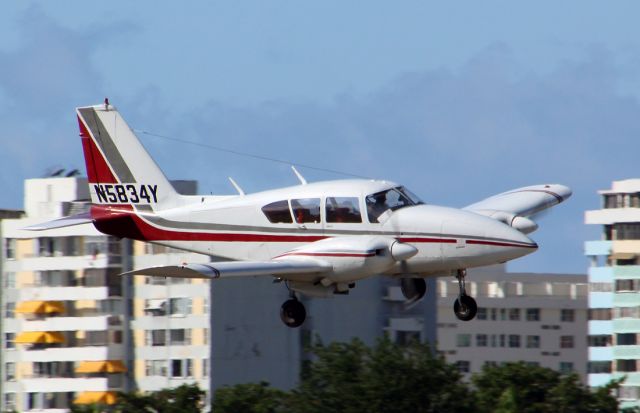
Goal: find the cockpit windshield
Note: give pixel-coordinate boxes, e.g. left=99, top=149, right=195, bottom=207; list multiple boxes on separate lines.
left=365, top=186, right=424, bottom=223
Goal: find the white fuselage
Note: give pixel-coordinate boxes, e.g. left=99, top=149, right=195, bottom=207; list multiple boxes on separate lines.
left=122, top=179, right=537, bottom=279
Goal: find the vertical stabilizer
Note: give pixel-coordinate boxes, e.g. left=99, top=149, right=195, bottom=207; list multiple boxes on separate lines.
left=76, top=103, right=180, bottom=211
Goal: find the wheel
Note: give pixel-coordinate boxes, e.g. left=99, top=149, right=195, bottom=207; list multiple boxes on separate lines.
left=280, top=299, right=306, bottom=328
left=453, top=295, right=477, bottom=321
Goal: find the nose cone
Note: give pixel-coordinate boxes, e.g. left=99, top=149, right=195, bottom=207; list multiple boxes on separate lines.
left=545, top=184, right=572, bottom=203
left=441, top=209, right=538, bottom=265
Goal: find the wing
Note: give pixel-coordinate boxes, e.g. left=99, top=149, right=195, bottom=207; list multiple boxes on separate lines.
left=464, top=184, right=572, bottom=234
left=121, top=259, right=332, bottom=279
left=23, top=212, right=93, bottom=231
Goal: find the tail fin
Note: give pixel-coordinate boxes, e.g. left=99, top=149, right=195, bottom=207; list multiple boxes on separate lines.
left=76, top=103, right=180, bottom=211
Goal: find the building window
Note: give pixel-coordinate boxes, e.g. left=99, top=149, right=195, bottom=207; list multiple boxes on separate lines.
left=3, top=272, right=15, bottom=289
left=490, top=335, right=497, bottom=347
left=615, top=307, right=640, bottom=318
left=587, top=361, right=612, bottom=374
left=508, top=335, right=521, bottom=348
left=456, top=334, right=471, bottom=347
left=455, top=361, right=470, bottom=373
left=5, top=362, right=15, bottom=381
left=203, top=358, right=209, bottom=377
left=146, top=276, right=167, bottom=285
left=146, top=330, right=167, bottom=347
left=4, top=393, right=15, bottom=411
left=395, top=331, right=420, bottom=346
left=170, top=359, right=193, bottom=378
left=615, top=279, right=640, bottom=292
left=619, top=386, right=640, bottom=400
left=617, top=333, right=637, bottom=346
left=526, top=335, right=540, bottom=348
left=588, top=335, right=611, bottom=347
left=4, top=239, right=16, bottom=260
left=613, top=223, right=640, bottom=240
left=5, top=333, right=15, bottom=349
left=169, top=329, right=191, bottom=346
left=560, top=336, right=574, bottom=349
left=588, top=308, right=612, bottom=320
left=145, top=360, right=167, bottom=377
left=484, top=361, right=498, bottom=368
left=509, top=308, right=520, bottom=321
left=476, top=334, right=488, bottom=347
left=490, top=308, right=497, bottom=321
left=560, top=309, right=574, bottom=322
left=589, top=282, right=612, bottom=292
left=500, top=309, right=507, bottom=321
left=4, top=302, right=14, bottom=318
left=476, top=308, right=487, bottom=320
left=526, top=308, right=540, bottom=321
left=169, top=298, right=192, bottom=316
left=559, top=362, right=573, bottom=374
left=499, top=334, right=506, bottom=348
left=617, top=359, right=637, bottom=372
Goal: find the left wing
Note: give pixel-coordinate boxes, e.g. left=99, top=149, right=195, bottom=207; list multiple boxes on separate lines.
left=121, top=260, right=332, bottom=279
left=464, top=184, right=571, bottom=234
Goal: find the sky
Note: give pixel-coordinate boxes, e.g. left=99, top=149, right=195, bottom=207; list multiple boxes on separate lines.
left=1, top=1, right=639, bottom=274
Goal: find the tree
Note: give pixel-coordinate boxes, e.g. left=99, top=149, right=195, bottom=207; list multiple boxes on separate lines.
left=287, top=336, right=472, bottom=413
left=472, top=362, right=620, bottom=413
left=213, top=381, right=289, bottom=413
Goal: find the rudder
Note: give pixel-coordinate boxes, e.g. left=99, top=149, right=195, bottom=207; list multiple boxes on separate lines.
left=77, top=103, right=179, bottom=211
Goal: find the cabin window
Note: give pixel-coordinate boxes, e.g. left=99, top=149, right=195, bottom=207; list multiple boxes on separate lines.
left=262, top=200, right=293, bottom=223
left=291, top=198, right=321, bottom=223
left=326, top=197, right=362, bottom=223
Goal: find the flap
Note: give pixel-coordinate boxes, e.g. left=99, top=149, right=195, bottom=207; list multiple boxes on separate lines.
left=122, top=260, right=332, bottom=279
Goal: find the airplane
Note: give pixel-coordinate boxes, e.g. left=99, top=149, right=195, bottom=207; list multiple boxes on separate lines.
left=28, top=102, right=571, bottom=328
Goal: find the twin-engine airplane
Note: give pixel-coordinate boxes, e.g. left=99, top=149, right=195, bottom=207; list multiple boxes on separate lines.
left=29, top=102, right=571, bottom=328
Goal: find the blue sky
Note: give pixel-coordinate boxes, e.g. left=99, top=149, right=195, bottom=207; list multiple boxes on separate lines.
left=1, top=1, right=639, bottom=273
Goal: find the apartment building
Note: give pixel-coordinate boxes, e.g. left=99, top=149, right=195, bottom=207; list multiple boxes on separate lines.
left=437, top=265, right=588, bottom=381
left=0, top=176, right=210, bottom=412
left=585, top=178, right=640, bottom=409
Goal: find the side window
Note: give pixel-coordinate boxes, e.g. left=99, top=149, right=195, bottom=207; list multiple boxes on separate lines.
left=291, top=198, right=321, bottom=223
left=326, top=197, right=362, bottom=223
left=261, top=201, right=293, bottom=223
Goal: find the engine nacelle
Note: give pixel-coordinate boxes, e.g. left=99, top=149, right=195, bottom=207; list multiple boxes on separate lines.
left=277, top=236, right=418, bottom=284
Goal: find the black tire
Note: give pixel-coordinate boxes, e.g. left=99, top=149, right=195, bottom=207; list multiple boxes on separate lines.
left=453, top=295, right=478, bottom=321
left=280, top=299, right=306, bottom=328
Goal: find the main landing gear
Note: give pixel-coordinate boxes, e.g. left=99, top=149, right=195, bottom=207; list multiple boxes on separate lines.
left=453, top=269, right=477, bottom=321
left=280, top=297, right=306, bottom=328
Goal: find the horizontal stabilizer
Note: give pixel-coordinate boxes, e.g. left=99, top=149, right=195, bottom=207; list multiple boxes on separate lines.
left=121, top=260, right=332, bottom=279
left=23, top=212, right=93, bottom=231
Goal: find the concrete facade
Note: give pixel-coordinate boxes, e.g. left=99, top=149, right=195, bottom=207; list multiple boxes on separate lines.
left=437, top=265, right=588, bottom=382
left=585, top=179, right=640, bottom=409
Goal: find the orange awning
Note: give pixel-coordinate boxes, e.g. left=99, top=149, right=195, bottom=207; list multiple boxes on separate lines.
left=74, top=391, right=117, bottom=405
left=15, top=331, right=65, bottom=344
left=76, top=360, right=127, bottom=373
left=15, top=301, right=65, bottom=314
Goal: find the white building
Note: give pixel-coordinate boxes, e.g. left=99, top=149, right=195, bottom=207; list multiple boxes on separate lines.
left=585, top=178, right=640, bottom=409
left=0, top=176, right=210, bottom=412
left=437, top=265, right=588, bottom=381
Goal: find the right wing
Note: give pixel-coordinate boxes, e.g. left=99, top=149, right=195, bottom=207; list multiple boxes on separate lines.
left=22, top=212, right=93, bottom=231
left=121, top=259, right=332, bottom=279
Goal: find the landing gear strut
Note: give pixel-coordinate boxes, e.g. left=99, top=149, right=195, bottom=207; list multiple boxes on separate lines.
left=453, top=269, right=477, bottom=321
left=280, top=298, right=306, bottom=328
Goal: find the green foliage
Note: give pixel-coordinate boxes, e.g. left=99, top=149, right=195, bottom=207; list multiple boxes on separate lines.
left=214, top=335, right=471, bottom=413
left=213, top=381, right=289, bottom=413
left=472, top=362, right=621, bottom=413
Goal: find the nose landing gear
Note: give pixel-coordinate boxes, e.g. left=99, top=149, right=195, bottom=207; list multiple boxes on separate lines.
left=453, top=269, right=477, bottom=321
left=280, top=297, right=306, bottom=328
